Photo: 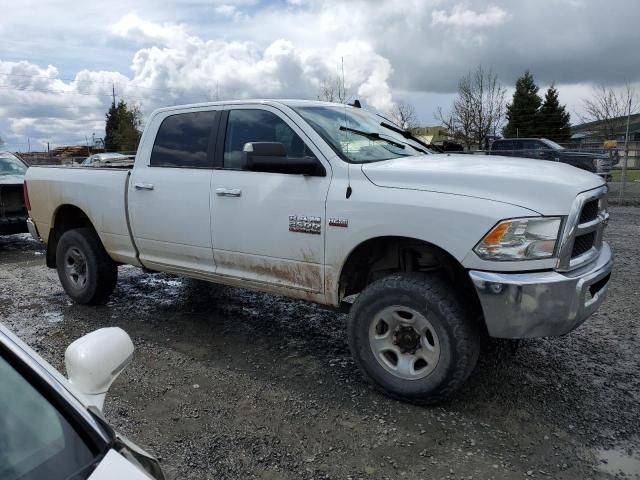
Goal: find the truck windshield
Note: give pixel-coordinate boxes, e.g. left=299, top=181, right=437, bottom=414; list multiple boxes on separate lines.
left=542, top=139, right=565, bottom=150
left=294, top=105, right=431, bottom=163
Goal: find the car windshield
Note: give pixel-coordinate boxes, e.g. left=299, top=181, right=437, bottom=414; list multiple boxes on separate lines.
left=0, top=156, right=27, bottom=176
left=294, top=105, right=431, bottom=163
left=542, top=139, right=565, bottom=150
left=0, top=353, right=96, bottom=480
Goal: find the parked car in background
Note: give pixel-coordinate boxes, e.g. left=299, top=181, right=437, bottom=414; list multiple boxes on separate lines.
left=0, top=322, right=164, bottom=479
left=489, top=138, right=611, bottom=177
left=81, top=153, right=134, bottom=168
left=0, top=152, right=29, bottom=235
left=24, top=99, right=612, bottom=404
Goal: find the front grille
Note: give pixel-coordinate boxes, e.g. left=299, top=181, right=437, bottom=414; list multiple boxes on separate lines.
left=579, top=199, right=599, bottom=224
left=557, top=186, right=608, bottom=271
left=572, top=232, right=595, bottom=258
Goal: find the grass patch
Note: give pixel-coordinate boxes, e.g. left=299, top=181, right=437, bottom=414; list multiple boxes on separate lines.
left=611, top=170, right=640, bottom=182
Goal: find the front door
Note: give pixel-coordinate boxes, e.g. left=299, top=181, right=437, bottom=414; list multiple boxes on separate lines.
left=129, top=108, right=219, bottom=275
left=210, top=106, right=331, bottom=293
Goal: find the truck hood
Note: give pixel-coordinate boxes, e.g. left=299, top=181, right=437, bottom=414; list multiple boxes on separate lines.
left=0, top=174, right=25, bottom=185
left=361, top=154, right=605, bottom=215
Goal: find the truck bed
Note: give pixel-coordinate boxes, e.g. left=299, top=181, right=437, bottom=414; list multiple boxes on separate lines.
left=26, top=166, right=139, bottom=265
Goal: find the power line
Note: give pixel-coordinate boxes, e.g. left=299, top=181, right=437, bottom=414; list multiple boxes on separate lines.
left=0, top=100, right=113, bottom=110
left=0, top=71, right=181, bottom=96
left=0, top=83, right=160, bottom=102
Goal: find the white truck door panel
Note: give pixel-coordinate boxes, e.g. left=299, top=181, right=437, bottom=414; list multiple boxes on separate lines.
left=129, top=167, right=214, bottom=273
left=129, top=109, right=218, bottom=274
left=211, top=106, right=330, bottom=292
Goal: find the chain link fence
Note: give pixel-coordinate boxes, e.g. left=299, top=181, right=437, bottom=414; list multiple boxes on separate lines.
left=557, top=141, right=640, bottom=205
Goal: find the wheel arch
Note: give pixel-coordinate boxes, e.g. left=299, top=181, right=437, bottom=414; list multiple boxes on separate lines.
left=46, top=204, right=99, bottom=268
left=336, top=236, right=482, bottom=321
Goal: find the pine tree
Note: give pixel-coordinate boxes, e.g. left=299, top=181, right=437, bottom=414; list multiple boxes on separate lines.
left=104, top=100, right=120, bottom=151
left=113, top=103, right=142, bottom=153
left=503, top=71, right=542, bottom=138
left=104, top=100, right=142, bottom=152
left=538, top=85, right=571, bottom=142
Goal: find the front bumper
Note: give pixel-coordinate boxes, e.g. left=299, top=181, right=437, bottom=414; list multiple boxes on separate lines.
left=469, top=242, right=613, bottom=338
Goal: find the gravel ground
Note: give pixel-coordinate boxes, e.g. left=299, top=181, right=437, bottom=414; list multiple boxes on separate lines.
left=1, top=206, right=639, bottom=480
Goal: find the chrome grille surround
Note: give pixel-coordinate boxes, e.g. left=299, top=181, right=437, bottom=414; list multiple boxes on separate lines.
left=556, top=185, right=609, bottom=272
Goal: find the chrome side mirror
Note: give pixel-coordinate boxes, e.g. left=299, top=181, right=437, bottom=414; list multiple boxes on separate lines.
left=65, top=327, right=134, bottom=411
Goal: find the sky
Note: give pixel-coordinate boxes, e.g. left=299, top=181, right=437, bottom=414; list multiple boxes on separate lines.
left=1, top=0, right=639, bottom=151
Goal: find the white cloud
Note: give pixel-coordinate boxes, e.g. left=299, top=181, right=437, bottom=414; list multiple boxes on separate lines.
left=110, top=12, right=189, bottom=44
left=119, top=15, right=396, bottom=112
left=3, top=1, right=640, bottom=149
left=0, top=14, right=397, bottom=149
left=214, top=5, right=248, bottom=21
left=431, top=4, right=508, bottom=28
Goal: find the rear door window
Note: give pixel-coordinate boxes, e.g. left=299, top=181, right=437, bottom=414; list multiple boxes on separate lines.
left=150, top=111, right=218, bottom=168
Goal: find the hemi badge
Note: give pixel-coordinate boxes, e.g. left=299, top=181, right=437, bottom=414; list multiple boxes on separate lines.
left=329, top=218, right=348, bottom=228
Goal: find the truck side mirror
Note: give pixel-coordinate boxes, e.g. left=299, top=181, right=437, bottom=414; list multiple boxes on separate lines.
left=65, top=327, right=134, bottom=411
left=242, top=142, right=325, bottom=176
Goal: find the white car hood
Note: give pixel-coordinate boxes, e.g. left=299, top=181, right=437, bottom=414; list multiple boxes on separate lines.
left=361, top=154, right=605, bottom=215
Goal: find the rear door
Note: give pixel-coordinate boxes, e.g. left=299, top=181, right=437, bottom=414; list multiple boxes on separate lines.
left=210, top=105, right=331, bottom=293
left=129, top=108, right=219, bottom=274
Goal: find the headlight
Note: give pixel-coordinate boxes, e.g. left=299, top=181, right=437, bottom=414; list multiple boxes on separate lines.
left=474, top=217, right=562, bottom=261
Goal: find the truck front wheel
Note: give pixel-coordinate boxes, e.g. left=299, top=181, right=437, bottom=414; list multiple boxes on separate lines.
left=347, top=273, right=480, bottom=404
left=55, top=227, right=118, bottom=305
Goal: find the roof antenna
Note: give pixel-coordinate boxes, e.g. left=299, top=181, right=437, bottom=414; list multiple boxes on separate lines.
left=349, top=99, right=361, bottom=108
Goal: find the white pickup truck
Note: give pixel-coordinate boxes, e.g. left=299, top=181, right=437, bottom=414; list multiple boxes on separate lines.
left=24, top=100, right=613, bottom=403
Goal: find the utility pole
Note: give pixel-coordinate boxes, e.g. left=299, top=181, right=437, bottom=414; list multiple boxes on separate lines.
left=28, top=137, right=30, bottom=152
left=112, top=83, right=116, bottom=105
left=341, top=57, right=345, bottom=104
left=618, top=95, right=632, bottom=203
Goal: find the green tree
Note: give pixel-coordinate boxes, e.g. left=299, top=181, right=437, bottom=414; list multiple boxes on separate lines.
left=104, top=100, right=120, bottom=151
left=503, top=71, right=542, bottom=138
left=104, top=100, right=142, bottom=152
left=538, top=85, right=571, bottom=142
left=113, top=103, right=142, bottom=153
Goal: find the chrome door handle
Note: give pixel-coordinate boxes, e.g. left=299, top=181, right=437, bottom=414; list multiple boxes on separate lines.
left=215, top=188, right=241, bottom=197
left=134, top=182, right=154, bottom=191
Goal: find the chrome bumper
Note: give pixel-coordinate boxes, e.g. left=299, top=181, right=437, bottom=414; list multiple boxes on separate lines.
left=469, top=242, right=613, bottom=338
left=26, top=218, right=41, bottom=241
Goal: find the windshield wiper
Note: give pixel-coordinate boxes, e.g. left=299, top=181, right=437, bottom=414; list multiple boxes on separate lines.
left=339, top=126, right=405, bottom=149
left=378, top=121, right=440, bottom=153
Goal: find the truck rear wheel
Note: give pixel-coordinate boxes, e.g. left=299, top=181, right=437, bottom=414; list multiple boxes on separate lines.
left=56, top=227, right=117, bottom=305
left=347, top=273, right=480, bottom=404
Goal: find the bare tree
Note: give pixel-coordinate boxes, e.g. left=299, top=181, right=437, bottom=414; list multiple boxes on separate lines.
left=389, top=101, right=419, bottom=130
left=436, top=65, right=506, bottom=149
left=580, top=83, right=638, bottom=139
left=317, top=76, right=348, bottom=104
